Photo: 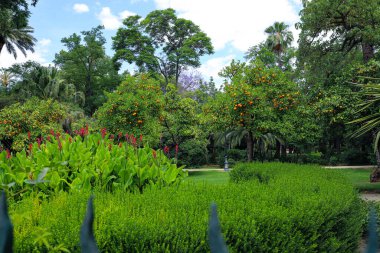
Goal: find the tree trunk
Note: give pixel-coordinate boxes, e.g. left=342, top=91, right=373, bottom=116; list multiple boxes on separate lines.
left=370, top=131, right=380, bottom=182
left=277, top=51, right=283, bottom=69
left=370, top=149, right=380, bottom=182
left=362, top=43, right=374, bottom=63
left=275, top=140, right=281, bottom=159
left=209, top=134, right=216, bottom=164
left=175, top=59, right=180, bottom=87
left=247, top=130, right=254, bottom=162
left=281, top=144, right=287, bottom=161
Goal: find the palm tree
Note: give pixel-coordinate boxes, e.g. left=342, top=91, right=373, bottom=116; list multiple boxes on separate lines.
left=350, top=80, right=380, bottom=181
left=0, top=70, right=14, bottom=89
left=0, top=9, right=36, bottom=59
left=215, top=128, right=283, bottom=162
left=264, top=22, right=293, bottom=68
left=18, top=65, right=85, bottom=105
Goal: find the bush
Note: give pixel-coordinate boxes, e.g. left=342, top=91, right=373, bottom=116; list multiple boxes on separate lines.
left=284, top=152, right=323, bottom=164
left=177, top=139, right=208, bottom=167
left=9, top=163, right=365, bottom=252
left=230, top=163, right=273, bottom=183
left=0, top=98, right=69, bottom=151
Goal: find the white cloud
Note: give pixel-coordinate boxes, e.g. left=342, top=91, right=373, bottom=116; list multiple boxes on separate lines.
left=97, top=7, right=136, bottom=30
left=198, top=54, right=236, bottom=87
left=73, top=3, right=89, bottom=13
left=39, top=38, right=51, bottom=47
left=154, top=0, right=301, bottom=52
left=98, top=7, right=121, bottom=30
left=119, top=10, right=136, bottom=20
left=0, top=49, right=47, bottom=69
left=0, top=39, right=52, bottom=68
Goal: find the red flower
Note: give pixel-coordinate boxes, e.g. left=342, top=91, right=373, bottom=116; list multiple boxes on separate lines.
left=69, top=137, right=72, bottom=143
left=57, top=140, right=62, bottom=150
left=28, top=143, right=33, bottom=153
left=118, top=132, right=123, bottom=140
left=47, top=136, right=51, bottom=142
left=118, top=142, right=122, bottom=148
left=131, top=136, right=137, bottom=146
left=37, top=138, right=42, bottom=148
left=50, top=129, right=55, bottom=136
left=109, top=134, right=114, bottom=140
left=164, top=146, right=169, bottom=154
left=152, top=150, right=157, bottom=158
left=79, top=128, right=86, bottom=137
left=108, top=144, right=112, bottom=151
left=6, top=149, right=11, bottom=159
left=125, top=133, right=129, bottom=141
left=27, top=131, right=31, bottom=140
left=140, top=134, right=143, bottom=143
left=101, top=128, right=107, bottom=139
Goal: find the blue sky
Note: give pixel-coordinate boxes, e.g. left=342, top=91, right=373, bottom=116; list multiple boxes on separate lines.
left=0, top=0, right=302, bottom=86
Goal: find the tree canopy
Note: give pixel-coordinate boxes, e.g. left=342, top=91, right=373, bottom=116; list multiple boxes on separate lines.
left=54, top=26, right=120, bottom=114
left=297, top=0, right=380, bottom=63
left=112, top=8, right=214, bottom=87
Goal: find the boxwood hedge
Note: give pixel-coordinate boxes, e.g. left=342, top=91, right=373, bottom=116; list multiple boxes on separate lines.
left=9, top=163, right=365, bottom=252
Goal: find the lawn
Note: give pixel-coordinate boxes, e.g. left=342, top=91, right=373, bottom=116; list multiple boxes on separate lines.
left=185, top=170, right=229, bottom=184
left=335, top=168, right=380, bottom=192
left=185, top=166, right=380, bottom=192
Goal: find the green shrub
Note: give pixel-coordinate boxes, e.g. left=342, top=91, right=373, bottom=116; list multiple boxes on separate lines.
left=229, top=163, right=273, bottom=183
left=177, top=139, right=208, bottom=167
left=284, top=152, right=323, bottom=164
left=0, top=132, right=186, bottom=198
left=9, top=163, right=365, bottom=252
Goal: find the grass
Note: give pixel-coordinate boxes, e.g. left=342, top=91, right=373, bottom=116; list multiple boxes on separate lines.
left=185, top=170, right=229, bottom=184
left=185, top=165, right=380, bottom=192
left=335, top=168, right=380, bottom=192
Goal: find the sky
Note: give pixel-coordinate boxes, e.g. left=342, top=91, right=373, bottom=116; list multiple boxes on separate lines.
left=0, top=0, right=303, bottom=86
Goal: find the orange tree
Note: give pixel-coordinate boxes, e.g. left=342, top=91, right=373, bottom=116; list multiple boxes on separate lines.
left=205, top=60, right=302, bottom=161
left=94, top=74, right=164, bottom=146
left=0, top=98, right=68, bottom=152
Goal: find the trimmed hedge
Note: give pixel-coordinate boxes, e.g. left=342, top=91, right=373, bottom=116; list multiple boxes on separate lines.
left=9, top=163, right=364, bottom=252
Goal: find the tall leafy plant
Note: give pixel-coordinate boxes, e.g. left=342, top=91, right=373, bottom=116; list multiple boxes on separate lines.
left=0, top=131, right=186, bottom=198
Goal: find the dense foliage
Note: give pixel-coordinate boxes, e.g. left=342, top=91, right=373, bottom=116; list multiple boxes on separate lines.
left=0, top=98, right=68, bottom=151
left=94, top=74, right=163, bottom=146
left=9, top=163, right=364, bottom=252
left=54, top=26, right=120, bottom=114
left=0, top=132, right=186, bottom=198
left=112, top=8, right=214, bottom=86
